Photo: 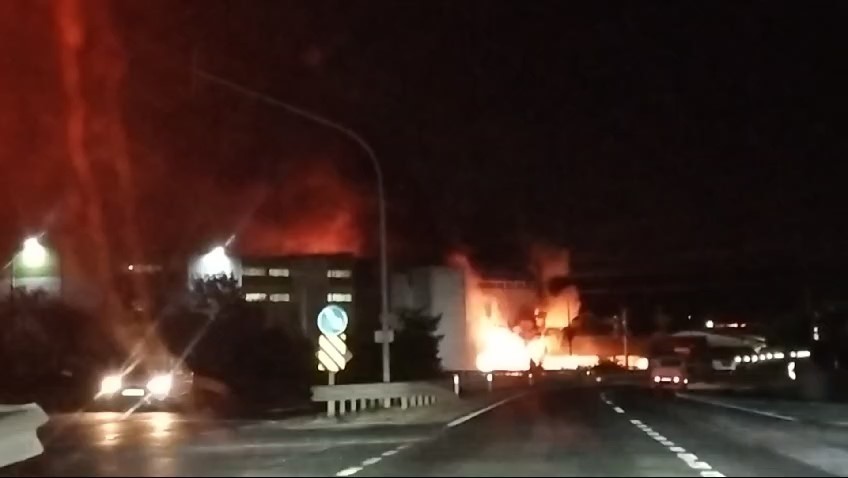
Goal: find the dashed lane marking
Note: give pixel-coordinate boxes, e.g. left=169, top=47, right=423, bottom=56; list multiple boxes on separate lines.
left=602, top=392, right=726, bottom=477
left=336, top=467, right=362, bottom=476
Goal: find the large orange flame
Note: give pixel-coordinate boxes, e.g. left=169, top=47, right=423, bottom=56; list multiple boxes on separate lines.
left=448, top=252, right=540, bottom=372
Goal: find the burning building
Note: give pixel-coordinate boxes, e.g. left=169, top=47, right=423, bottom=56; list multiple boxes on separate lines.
left=391, top=249, right=588, bottom=373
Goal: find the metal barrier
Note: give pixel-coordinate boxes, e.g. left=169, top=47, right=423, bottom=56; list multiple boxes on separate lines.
left=0, top=403, right=48, bottom=468
left=311, top=380, right=456, bottom=417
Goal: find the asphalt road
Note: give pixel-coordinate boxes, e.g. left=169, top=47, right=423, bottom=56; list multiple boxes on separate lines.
left=2, top=384, right=844, bottom=477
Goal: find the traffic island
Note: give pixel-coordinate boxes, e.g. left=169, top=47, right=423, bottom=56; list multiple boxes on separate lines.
left=0, top=403, right=49, bottom=468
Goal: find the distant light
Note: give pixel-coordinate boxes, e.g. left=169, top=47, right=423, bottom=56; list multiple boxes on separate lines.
left=673, top=376, right=680, bottom=384
left=20, top=236, right=48, bottom=269
left=199, top=246, right=232, bottom=276
left=743, top=355, right=751, bottom=363
left=734, top=356, right=742, bottom=363
left=654, top=376, right=661, bottom=383
left=813, top=326, right=820, bottom=342
left=759, top=354, right=766, bottom=361
left=486, top=373, right=493, bottom=383
left=728, top=323, right=739, bottom=328
left=774, top=352, right=784, bottom=360
left=796, top=350, right=811, bottom=358
left=751, top=355, right=759, bottom=363
left=790, top=351, right=797, bottom=358
left=705, top=320, right=714, bottom=329
left=766, top=353, right=774, bottom=360
left=688, top=315, right=692, bottom=321
left=787, top=361, right=797, bottom=381
left=127, top=264, right=134, bottom=271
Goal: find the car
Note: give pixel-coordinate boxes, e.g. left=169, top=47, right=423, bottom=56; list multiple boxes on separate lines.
left=94, top=363, right=194, bottom=411
left=649, top=356, right=689, bottom=391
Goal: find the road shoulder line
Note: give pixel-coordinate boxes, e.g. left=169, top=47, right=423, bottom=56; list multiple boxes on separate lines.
left=445, top=391, right=528, bottom=428
left=677, top=393, right=797, bottom=422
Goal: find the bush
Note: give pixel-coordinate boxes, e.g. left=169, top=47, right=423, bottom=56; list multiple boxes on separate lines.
left=345, top=308, right=443, bottom=383
left=159, top=276, right=314, bottom=405
left=0, top=290, right=119, bottom=406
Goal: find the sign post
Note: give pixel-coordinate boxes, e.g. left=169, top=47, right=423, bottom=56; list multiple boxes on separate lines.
left=316, top=305, right=352, bottom=417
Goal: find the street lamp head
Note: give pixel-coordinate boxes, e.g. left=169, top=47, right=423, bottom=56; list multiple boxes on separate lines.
left=20, top=236, right=47, bottom=269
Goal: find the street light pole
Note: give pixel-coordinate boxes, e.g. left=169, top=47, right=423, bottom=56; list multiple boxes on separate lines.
left=193, top=68, right=392, bottom=383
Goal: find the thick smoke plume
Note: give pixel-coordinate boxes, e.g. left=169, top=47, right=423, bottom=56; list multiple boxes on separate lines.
left=234, top=160, right=367, bottom=256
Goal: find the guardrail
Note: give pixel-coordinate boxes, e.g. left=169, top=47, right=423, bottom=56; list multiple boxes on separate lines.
left=0, top=403, right=48, bottom=468
left=311, top=380, right=456, bottom=417
left=311, top=372, right=539, bottom=417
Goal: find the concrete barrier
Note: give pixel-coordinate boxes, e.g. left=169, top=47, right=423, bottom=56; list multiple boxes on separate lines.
left=0, top=403, right=48, bottom=468
left=311, top=380, right=456, bottom=417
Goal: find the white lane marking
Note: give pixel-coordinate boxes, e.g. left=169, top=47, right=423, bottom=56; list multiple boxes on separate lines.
left=625, top=416, right=725, bottom=476
left=336, top=467, right=362, bottom=476
left=678, top=453, right=712, bottom=470
left=677, top=393, right=797, bottom=422
left=382, top=449, right=398, bottom=457
left=612, top=406, right=625, bottom=414
left=446, top=392, right=527, bottom=428
left=362, top=457, right=382, bottom=466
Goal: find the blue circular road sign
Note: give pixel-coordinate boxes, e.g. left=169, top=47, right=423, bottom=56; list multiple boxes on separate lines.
left=317, top=305, right=349, bottom=337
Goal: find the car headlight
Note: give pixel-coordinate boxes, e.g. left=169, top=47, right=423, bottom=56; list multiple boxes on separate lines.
left=100, top=374, right=122, bottom=395
left=147, top=374, right=173, bottom=396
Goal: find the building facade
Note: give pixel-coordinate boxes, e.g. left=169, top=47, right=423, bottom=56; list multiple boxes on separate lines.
left=189, top=251, right=363, bottom=338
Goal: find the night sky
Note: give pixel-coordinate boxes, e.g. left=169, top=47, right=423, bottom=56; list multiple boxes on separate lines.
left=2, top=1, right=848, bottom=282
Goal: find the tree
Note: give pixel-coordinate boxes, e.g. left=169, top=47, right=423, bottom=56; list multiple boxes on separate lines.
left=159, top=276, right=314, bottom=406
left=0, top=290, right=119, bottom=407
left=390, top=308, right=443, bottom=381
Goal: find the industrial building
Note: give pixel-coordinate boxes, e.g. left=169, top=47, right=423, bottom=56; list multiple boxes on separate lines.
left=189, top=249, right=370, bottom=338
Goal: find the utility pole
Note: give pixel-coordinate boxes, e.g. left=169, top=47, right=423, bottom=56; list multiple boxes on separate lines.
left=621, top=307, right=629, bottom=369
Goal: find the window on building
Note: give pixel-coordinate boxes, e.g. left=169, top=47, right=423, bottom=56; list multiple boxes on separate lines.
left=269, top=268, right=290, bottom=277
left=245, top=293, right=267, bottom=302
left=269, top=293, right=291, bottom=302
left=243, top=267, right=267, bottom=277
left=327, top=292, right=353, bottom=302
left=327, top=269, right=352, bottom=278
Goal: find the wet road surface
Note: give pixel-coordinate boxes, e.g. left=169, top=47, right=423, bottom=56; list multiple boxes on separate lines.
left=2, top=385, right=844, bottom=476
